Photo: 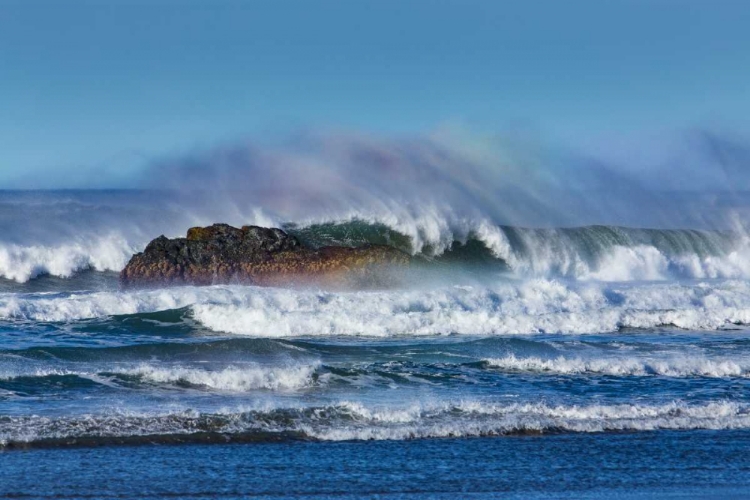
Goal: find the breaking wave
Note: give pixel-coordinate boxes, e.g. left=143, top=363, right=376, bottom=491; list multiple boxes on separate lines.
left=293, top=221, right=750, bottom=283
left=483, top=354, right=750, bottom=378
left=3, top=280, right=750, bottom=336
left=2, top=400, right=749, bottom=448
left=2, top=217, right=750, bottom=284
left=124, top=363, right=319, bottom=391
left=4, top=129, right=750, bottom=285
left=0, top=362, right=320, bottom=392
left=0, top=234, right=135, bottom=283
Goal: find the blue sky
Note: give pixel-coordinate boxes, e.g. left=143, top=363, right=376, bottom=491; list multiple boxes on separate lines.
left=1, top=0, right=749, bottom=187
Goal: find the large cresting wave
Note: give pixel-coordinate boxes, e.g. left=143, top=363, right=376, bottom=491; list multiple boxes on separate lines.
left=2, top=214, right=750, bottom=283
left=3, top=131, right=750, bottom=283
left=293, top=221, right=750, bottom=281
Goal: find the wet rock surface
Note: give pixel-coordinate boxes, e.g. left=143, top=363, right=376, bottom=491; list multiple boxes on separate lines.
left=120, top=223, right=409, bottom=287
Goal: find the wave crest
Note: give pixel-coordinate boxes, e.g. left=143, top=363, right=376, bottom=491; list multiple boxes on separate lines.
left=0, top=233, right=135, bottom=283
left=124, top=363, right=319, bottom=391
left=2, top=400, right=748, bottom=448
left=3, top=213, right=750, bottom=283
left=483, top=354, right=750, bottom=378
left=3, top=280, right=750, bottom=336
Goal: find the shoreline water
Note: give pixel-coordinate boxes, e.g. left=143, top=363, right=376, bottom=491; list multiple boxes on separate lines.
left=4, top=431, right=750, bottom=499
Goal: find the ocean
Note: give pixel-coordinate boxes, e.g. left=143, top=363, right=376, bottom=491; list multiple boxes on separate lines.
left=2, top=190, right=750, bottom=499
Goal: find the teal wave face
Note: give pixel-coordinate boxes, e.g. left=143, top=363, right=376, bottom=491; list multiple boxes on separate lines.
left=285, top=220, right=414, bottom=252
left=286, top=220, right=746, bottom=280
left=0, top=209, right=746, bottom=284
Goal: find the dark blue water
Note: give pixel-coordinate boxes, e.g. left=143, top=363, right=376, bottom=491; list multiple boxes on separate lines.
left=3, top=432, right=750, bottom=499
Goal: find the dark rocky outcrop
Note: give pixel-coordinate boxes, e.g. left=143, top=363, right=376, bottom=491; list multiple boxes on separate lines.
left=120, top=223, right=409, bottom=288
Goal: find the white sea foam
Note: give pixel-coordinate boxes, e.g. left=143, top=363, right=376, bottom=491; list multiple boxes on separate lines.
left=306, top=400, right=750, bottom=441
left=0, top=234, right=136, bottom=282
left=0, top=368, right=72, bottom=381
left=483, top=354, right=750, bottom=378
left=124, top=363, right=319, bottom=391
left=189, top=280, right=750, bottom=336
left=488, top=231, right=750, bottom=282
left=0, top=286, right=228, bottom=322
left=2, top=400, right=749, bottom=445
left=0, top=363, right=319, bottom=391
left=292, top=216, right=750, bottom=282
left=3, top=280, right=750, bottom=335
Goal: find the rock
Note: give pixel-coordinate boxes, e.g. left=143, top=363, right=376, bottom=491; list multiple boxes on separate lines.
left=120, top=223, right=409, bottom=288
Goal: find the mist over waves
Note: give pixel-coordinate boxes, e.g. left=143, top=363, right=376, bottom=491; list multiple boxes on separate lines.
left=2, top=128, right=750, bottom=283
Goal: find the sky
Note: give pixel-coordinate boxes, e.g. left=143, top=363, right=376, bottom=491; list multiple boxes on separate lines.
left=1, top=0, right=749, bottom=187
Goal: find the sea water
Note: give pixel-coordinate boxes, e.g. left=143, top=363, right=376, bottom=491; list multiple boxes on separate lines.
left=2, top=190, right=750, bottom=499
